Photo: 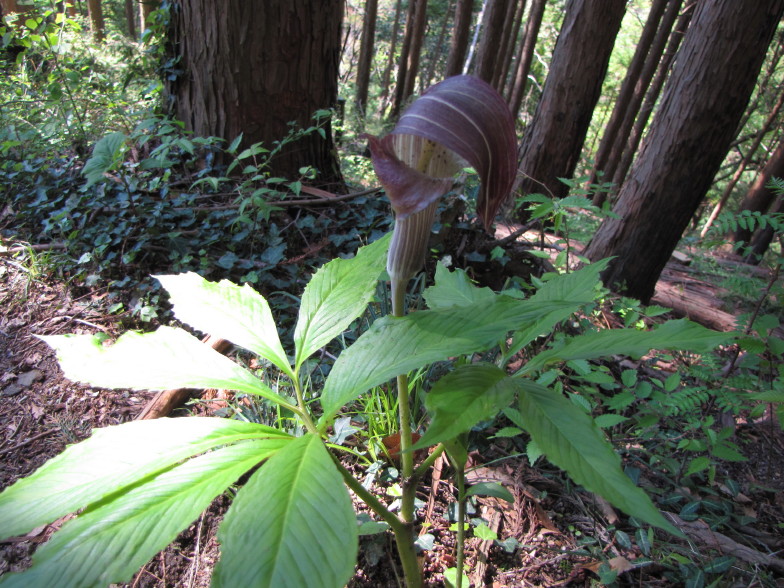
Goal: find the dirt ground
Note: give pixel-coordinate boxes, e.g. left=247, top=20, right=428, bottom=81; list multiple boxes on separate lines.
left=1, top=254, right=783, bottom=587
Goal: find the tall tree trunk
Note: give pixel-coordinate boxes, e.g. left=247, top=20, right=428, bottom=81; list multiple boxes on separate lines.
left=585, top=0, right=784, bottom=303
left=588, top=0, right=669, bottom=200
left=124, top=0, right=137, bottom=40
left=464, top=0, right=489, bottom=74
left=390, top=0, right=428, bottom=118
left=355, top=0, right=378, bottom=116
left=507, top=0, right=546, bottom=116
left=422, top=0, right=453, bottom=90
left=445, top=0, right=475, bottom=77
left=139, top=0, right=159, bottom=31
left=474, top=0, right=511, bottom=84
left=610, top=2, right=693, bottom=191
left=745, top=194, right=784, bottom=264
left=87, top=0, right=104, bottom=42
left=733, top=134, right=784, bottom=246
left=515, top=0, right=627, bottom=205
left=166, top=0, right=344, bottom=185
left=378, top=0, right=403, bottom=114
left=701, top=86, right=784, bottom=238
left=495, top=0, right=526, bottom=95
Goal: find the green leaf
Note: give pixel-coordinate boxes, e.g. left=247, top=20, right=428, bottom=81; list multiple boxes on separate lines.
left=506, top=260, right=609, bottom=357
left=414, top=364, right=515, bottom=449
left=594, top=414, right=629, bottom=428
left=320, top=295, right=579, bottom=421
left=82, top=132, right=127, bottom=187
left=155, top=273, right=293, bottom=379
left=465, top=482, right=514, bottom=503
left=0, top=418, right=289, bottom=539
left=293, top=234, right=390, bottom=371
left=0, top=440, right=287, bottom=588
left=473, top=522, right=498, bottom=540
left=214, top=434, right=358, bottom=588
left=39, top=327, right=290, bottom=406
left=520, top=319, right=731, bottom=375
left=423, top=263, right=495, bottom=309
left=685, top=456, right=711, bottom=477
left=516, top=380, right=681, bottom=535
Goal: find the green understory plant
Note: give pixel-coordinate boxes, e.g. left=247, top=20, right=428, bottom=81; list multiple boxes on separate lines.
left=0, top=76, right=731, bottom=588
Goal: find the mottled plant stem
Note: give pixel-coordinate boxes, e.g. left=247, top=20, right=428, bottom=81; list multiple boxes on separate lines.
left=455, top=468, right=467, bottom=588
left=392, top=277, right=416, bottom=524
left=333, top=457, right=422, bottom=588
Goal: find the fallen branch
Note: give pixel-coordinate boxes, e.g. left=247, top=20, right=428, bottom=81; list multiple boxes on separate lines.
left=135, top=335, right=232, bottom=420
left=664, top=512, right=784, bottom=574
left=0, top=242, right=67, bottom=255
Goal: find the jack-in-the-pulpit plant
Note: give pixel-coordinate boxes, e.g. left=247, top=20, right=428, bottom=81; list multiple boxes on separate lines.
left=0, top=76, right=729, bottom=588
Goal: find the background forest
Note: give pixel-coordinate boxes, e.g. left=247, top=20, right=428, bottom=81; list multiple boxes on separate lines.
left=1, top=0, right=784, bottom=586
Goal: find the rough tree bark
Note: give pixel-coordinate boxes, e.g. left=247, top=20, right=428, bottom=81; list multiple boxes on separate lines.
left=474, top=0, right=511, bottom=84
left=585, top=0, right=784, bottom=303
left=355, top=0, right=378, bottom=116
left=378, top=0, right=403, bottom=113
left=611, top=2, right=693, bottom=190
left=124, top=0, right=137, bottom=39
left=166, top=0, right=344, bottom=184
left=494, top=0, right=526, bottom=95
left=139, top=0, right=159, bottom=31
left=87, top=0, right=104, bottom=42
left=445, top=0, right=475, bottom=77
left=507, top=0, right=546, bottom=116
left=389, top=0, right=428, bottom=118
left=701, top=87, right=784, bottom=238
left=515, top=0, right=627, bottom=204
left=588, top=0, right=669, bottom=200
left=734, top=134, right=784, bottom=246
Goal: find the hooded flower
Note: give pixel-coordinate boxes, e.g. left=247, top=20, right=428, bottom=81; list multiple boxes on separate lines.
left=367, top=75, right=517, bottom=286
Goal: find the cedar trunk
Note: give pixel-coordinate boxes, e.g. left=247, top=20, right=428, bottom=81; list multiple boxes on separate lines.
left=87, top=0, right=104, bottom=41
left=507, top=0, right=546, bottom=115
left=474, top=0, right=511, bottom=84
left=734, top=135, right=784, bottom=246
left=585, top=0, right=784, bottom=303
left=166, top=0, right=344, bottom=184
left=355, top=0, right=378, bottom=115
left=588, top=0, right=669, bottom=196
left=515, top=0, right=627, bottom=203
left=445, top=0, right=475, bottom=77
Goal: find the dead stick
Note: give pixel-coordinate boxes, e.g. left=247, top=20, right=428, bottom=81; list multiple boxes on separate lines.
left=0, top=428, right=58, bottom=457
left=136, top=335, right=233, bottom=420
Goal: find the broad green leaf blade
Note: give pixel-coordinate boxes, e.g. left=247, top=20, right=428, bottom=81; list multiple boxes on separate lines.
left=0, top=439, right=287, bottom=588
left=516, top=380, right=680, bottom=535
left=414, top=364, right=515, bottom=449
left=0, top=418, right=290, bottom=539
left=82, top=131, right=127, bottom=187
left=423, top=263, right=496, bottom=309
left=155, top=273, right=294, bottom=379
left=293, top=234, right=390, bottom=371
left=40, top=326, right=291, bottom=406
left=214, top=434, right=358, bottom=588
left=506, top=260, right=609, bottom=357
left=465, top=482, right=514, bottom=503
left=320, top=295, right=578, bottom=421
left=519, top=319, right=731, bottom=375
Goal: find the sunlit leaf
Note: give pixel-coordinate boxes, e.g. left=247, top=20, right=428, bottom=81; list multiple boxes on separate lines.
left=294, top=234, right=390, bottom=370
left=0, top=440, right=287, bottom=588
left=155, top=272, right=293, bottom=378
left=0, top=418, right=290, bottom=539
left=214, top=434, right=357, bottom=588
left=40, top=326, right=289, bottom=405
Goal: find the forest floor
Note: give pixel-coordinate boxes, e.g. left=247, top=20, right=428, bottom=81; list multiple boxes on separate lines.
left=1, top=239, right=783, bottom=587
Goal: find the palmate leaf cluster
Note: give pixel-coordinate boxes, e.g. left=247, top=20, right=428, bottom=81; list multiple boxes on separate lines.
left=0, top=236, right=732, bottom=587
